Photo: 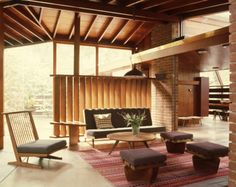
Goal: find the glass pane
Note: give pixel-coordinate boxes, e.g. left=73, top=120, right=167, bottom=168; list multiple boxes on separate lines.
left=98, top=47, right=132, bottom=76
left=4, top=42, right=53, bottom=115
left=80, top=46, right=96, bottom=75
left=218, top=70, right=230, bottom=86
left=183, top=11, right=229, bottom=38
left=200, top=71, right=220, bottom=86
left=56, top=44, right=74, bottom=75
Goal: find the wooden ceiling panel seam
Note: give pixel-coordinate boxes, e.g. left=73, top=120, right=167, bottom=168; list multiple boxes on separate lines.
left=84, top=15, right=98, bottom=41
left=18, top=0, right=178, bottom=22
left=53, top=10, right=62, bottom=38
left=98, top=17, right=113, bottom=42
left=111, top=19, right=130, bottom=43
left=3, top=12, right=45, bottom=41
left=24, top=6, right=53, bottom=40
left=4, top=23, right=34, bottom=43
left=123, top=21, right=144, bottom=45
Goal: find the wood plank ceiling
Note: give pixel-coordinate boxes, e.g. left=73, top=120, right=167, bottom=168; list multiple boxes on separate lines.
left=1, top=0, right=229, bottom=48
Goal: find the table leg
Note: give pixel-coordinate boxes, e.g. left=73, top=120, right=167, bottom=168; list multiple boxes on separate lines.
left=143, top=141, right=149, bottom=148
left=69, top=125, right=80, bottom=147
left=109, top=140, right=119, bottom=155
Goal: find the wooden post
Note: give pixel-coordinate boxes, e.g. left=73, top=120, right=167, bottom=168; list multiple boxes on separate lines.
left=96, top=45, right=99, bottom=75
left=74, top=13, right=80, bottom=75
left=0, top=6, right=4, bottom=149
left=53, top=42, right=60, bottom=137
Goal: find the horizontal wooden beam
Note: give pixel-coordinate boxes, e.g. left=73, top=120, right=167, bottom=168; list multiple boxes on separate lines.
left=132, top=27, right=229, bottom=64
left=19, top=0, right=178, bottom=22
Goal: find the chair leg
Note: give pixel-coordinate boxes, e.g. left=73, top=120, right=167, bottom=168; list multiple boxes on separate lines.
left=92, top=139, right=95, bottom=148
left=8, top=161, right=42, bottom=169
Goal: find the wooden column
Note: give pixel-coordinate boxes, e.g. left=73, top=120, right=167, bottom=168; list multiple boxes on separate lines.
left=74, top=13, right=80, bottom=75
left=96, top=45, right=99, bottom=75
left=53, top=42, right=60, bottom=137
left=229, top=0, right=236, bottom=186
left=0, top=6, right=4, bottom=149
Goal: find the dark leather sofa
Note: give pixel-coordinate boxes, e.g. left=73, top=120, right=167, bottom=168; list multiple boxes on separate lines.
left=84, top=108, right=166, bottom=147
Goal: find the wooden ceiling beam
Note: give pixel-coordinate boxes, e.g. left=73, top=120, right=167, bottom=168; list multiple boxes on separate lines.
left=125, top=0, right=147, bottom=7
left=182, top=5, right=229, bottom=19
left=4, top=11, right=44, bottom=41
left=5, top=22, right=34, bottom=43
left=136, top=24, right=155, bottom=45
left=19, top=0, right=178, bottom=22
left=53, top=10, right=61, bottom=38
left=1, top=0, right=19, bottom=8
left=38, top=7, right=43, bottom=23
left=169, top=0, right=228, bottom=16
left=157, top=0, right=210, bottom=13
left=98, top=17, right=113, bottom=42
left=142, top=0, right=174, bottom=10
left=123, top=22, right=144, bottom=44
left=84, top=15, right=98, bottom=41
left=4, top=39, right=14, bottom=46
left=4, top=32, right=23, bottom=45
left=68, top=13, right=77, bottom=40
left=24, top=6, right=53, bottom=40
left=111, top=20, right=130, bottom=43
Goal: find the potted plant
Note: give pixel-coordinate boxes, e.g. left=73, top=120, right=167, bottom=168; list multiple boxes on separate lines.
left=121, top=112, right=146, bottom=135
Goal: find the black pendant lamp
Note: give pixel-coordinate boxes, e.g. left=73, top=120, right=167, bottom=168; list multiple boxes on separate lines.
left=124, top=66, right=144, bottom=76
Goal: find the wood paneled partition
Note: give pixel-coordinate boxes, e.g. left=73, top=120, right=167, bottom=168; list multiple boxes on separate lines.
left=52, top=75, right=151, bottom=137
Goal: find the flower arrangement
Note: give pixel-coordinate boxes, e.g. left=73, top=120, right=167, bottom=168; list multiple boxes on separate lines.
left=121, top=112, right=146, bottom=135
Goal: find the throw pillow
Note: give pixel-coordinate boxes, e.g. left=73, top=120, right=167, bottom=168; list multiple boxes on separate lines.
left=94, top=113, right=113, bottom=129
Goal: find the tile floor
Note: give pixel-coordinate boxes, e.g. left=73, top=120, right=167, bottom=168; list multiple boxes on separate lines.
left=0, top=115, right=229, bottom=187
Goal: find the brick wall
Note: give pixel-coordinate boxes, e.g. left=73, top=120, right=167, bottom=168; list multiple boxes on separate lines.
left=229, top=0, right=236, bottom=186
left=149, top=23, right=179, bottom=131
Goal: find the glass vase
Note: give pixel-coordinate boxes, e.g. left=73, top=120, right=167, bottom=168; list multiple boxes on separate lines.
left=132, top=125, right=140, bottom=135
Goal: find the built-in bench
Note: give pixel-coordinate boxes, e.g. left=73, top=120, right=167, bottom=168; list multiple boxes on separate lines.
left=84, top=108, right=166, bottom=147
left=178, top=116, right=202, bottom=127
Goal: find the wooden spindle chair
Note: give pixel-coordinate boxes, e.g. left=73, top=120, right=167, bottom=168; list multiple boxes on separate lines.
left=3, top=111, right=67, bottom=169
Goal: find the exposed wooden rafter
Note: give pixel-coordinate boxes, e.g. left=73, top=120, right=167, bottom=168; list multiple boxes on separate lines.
left=4, top=32, right=23, bottom=45
left=4, top=39, right=14, bottom=46
left=123, top=22, right=144, bottom=44
left=38, top=8, right=43, bottom=23
left=68, top=13, right=77, bottom=40
left=157, top=0, right=209, bottom=13
left=84, top=15, right=98, bottom=41
left=53, top=10, right=62, bottom=38
left=125, top=0, right=147, bottom=7
left=19, top=0, right=178, bottom=22
left=5, top=23, right=33, bottom=43
left=4, top=11, right=44, bottom=41
left=98, top=17, right=113, bottom=42
left=111, top=20, right=130, bottom=43
left=142, top=0, right=174, bottom=10
left=24, top=6, right=53, bottom=40
left=136, top=24, right=155, bottom=45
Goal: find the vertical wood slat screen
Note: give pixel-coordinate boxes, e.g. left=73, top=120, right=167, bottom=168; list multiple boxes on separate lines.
left=52, top=75, right=151, bottom=137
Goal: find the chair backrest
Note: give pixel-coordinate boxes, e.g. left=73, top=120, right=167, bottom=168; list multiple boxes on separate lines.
left=4, top=111, right=39, bottom=147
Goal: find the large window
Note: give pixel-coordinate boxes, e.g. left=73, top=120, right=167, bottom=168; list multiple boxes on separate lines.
left=182, top=11, right=229, bottom=38
left=4, top=42, right=53, bottom=114
left=98, top=47, right=132, bottom=76
left=80, top=46, right=96, bottom=75
left=200, top=70, right=230, bottom=87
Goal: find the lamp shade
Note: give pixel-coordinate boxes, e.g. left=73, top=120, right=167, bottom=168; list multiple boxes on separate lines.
left=124, top=67, right=145, bottom=76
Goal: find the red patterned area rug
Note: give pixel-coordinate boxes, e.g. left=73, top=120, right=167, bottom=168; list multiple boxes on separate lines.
left=79, top=143, right=228, bottom=187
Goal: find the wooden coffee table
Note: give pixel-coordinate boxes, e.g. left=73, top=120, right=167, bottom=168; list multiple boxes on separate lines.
left=107, top=132, right=156, bottom=155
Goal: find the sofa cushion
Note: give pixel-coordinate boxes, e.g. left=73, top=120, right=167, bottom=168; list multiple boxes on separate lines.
left=17, top=139, right=67, bottom=154
left=120, top=148, right=166, bottom=167
left=84, top=108, right=153, bottom=130
left=186, top=141, right=229, bottom=158
left=86, top=126, right=166, bottom=139
left=160, top=131, right=193, bottom=141
left=94, top=113, right=113, bottom=129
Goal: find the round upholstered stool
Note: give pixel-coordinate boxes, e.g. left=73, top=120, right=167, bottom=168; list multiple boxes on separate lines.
left=160, top=131, right=193, bottom=153
left=186, top=142, right=229, bottom=173
left=120, top=148, right=166, bottom=184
